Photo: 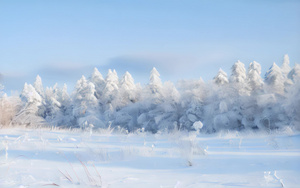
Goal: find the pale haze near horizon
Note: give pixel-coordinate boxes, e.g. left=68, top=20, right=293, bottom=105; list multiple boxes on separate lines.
left=0, top=0, right=299, bottom=94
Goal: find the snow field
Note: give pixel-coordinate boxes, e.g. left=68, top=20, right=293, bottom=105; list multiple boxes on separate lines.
left=1, top=128, right=300, bottom=187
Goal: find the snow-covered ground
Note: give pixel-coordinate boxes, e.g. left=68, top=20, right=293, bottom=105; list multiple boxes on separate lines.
left=1, top=128, right=300, bottom=188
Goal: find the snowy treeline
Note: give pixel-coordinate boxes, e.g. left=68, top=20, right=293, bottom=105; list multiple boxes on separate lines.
left=1, top=55, right=299, bottom=133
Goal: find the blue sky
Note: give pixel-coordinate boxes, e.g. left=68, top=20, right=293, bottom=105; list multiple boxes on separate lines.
left=0, top=0, right=299, bottom=93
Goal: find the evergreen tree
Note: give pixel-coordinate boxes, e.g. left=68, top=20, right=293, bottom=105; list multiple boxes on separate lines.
left=12, top=83, right=45, bottom=126
left=149, top=67, right=163, bottom=94
left=287, top=64, right=300, bottom=83
left=120, top=71, right=138, bottom=105
left=90, top=68, right=105, bottom=99
left=73, top=76, right=100, bottom=128
left=33, top=75, right=45, bottom=98
left=44, top=84, right=62, bottom=125
left=5, top=55, right=298, bottom=132
left=57, top=84, right=73, bottom=127
left=247, top=61, right=263, bottom=92
left=281, top=54, right=291, bottom=77
left=214, top=68, right=229, bottom=85
left=104, top=69, right=119, bottom=100
left=136, top=68, right=164, bottom=132
left=230, top=60, right=246, bottom=83
left=265, top=62, right=285, bottom=94
left=230, top=60, right=249, bottom=95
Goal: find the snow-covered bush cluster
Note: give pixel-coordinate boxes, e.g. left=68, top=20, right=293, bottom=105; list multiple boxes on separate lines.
left=1, top=55, right=299, bottom=133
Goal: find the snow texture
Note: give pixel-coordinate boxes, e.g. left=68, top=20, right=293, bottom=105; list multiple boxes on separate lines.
left=0, top=128, right=299, bottom=187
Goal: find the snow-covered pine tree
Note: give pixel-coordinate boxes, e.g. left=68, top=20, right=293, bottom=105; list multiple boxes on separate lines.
left=73, top=76, right=98, bottom=109
left=265, top=62, right=285, bottom=95
left=73, top=75, right=101, bottom=128
left=90, top=67, right=105, bottom=99
left=60, top=84, right=71, bottom=108
left=112, top=71, right=140, bottom=131
left=281, top=54, right=293, bottom=89
left=287, top=64, right=300, bottom=83
left=225, top=60, right=251, bottom=130
left=281, top=54, right=291, bottom=78
left=119, top=71, right=137, bottom=105
left=44, top=84, right=62, bottom=126
left=149, top=67, right=163, bottom=94
left=247, top=61, right=263, bottom=93
left=230, top=60, right=249, bottom=96
left=230, top=60, right=246, bottom=83
left=12, top=83, right=45, bottom=126
left=214, top=68, right=229, bottom=86
left=257, top=62, right=287, bottom=130
left=136, top=68, right=164, bottom=132
left=56, top=84, right=74, bottom=127
left=103, top=69, right=119, bottom=110
left=20, top=83, right=42, bottom=109
left=33, top=75, right=45, bottom=98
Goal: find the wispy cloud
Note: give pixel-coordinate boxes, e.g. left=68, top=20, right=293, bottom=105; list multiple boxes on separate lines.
left=2, top=50, right=237, bottom=94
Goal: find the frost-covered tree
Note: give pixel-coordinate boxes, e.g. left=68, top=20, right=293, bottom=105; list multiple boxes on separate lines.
left=135, top=68, right=165, bottom=132
left=203, top=66, right=246, bottom=132
left=33, top=75, right=45, bottom=98
left=143, top=67, right=164, bottom=105
left=284, top=79, right=300, bottom=129
left=60, top=84, right=71, bottom=108
left=0, top=93, right=21, bottom=126
left=119, top=71, right=138, bottom=105
left=121, top=71, right=135, bottom=91
left=230, top=60, right=246, bottom=83
left=105, top=69, right=119, bottom=92
left=203, top=83, right=241, bottom=132
left=54, top=84, right=73, bottom=127
left=281, top=54, right=293, bottom=89
left=20, top=83, right=42, bottom=110
left=247, top=61, right=263, bottom=93
left=281, top=54, right=291, bottom=77
left=12, top=83, right=45, bottom=126
left=43, top=84, right=62, bottom=125
left=42, top=83, right=73, bottom=127
left=214, top=68, right=229, bottom=86
left=112, top=72, right=140, bottom=130
left=154, top=81, right=181, bottom=131
left=103, top=69, right=119, bottom=111
left=241, top=62, right=267, bottom=130
left=137, top=81, right=181, bottom=133
left=256, top=63, right=287, bottom=130
left=287, top=64, right=300, bottom=83
left=265, top=62, right=285, bottom=95
left=73, top=76, right=101, bottom=128
left=230, top=60, right=249, bottom=96
left=177, top=78, right=206, bottom=131
left=73, top=76, right=97, bottom=108
left=5, top=55, right=298, bottom=132
left=149, top=67, right=163, bottom=94
left=90, top=68, right=105, bottom=99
